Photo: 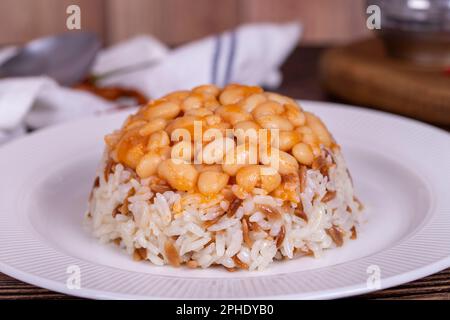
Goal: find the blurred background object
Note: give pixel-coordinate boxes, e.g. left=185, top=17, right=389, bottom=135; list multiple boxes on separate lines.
left=321, top=0, right=450, bottom=126
left=0, top=32, right=100, bottom=85
left=320, top=38, right=450, bottom=125
left=0, top=0, right=370, bottom=47
left=371, top=0, right=450, bottom=66
left=1, top=0, right=449, bottom=125
left=0, top=0, right=372, bottom=119
left=1, top=0, right=449, bottom=127
left=0, top=21, right=301, bottom=142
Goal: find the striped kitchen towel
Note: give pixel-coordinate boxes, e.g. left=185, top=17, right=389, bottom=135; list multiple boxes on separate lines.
left=97, top=22, right=302, bottom=98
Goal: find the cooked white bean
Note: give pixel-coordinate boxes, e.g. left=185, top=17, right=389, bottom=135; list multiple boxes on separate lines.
left=219, top=85, right=262, bottom=105
left=240, top=93, right=267, bottom=113
left=143, top=100, right=181, bottom=120
left=201, top=137, right=235, bottom=164
left=219, top=87, right=244, bottom=105
left=234, top=120, right=260, bottom=145
left=296, top=126, right=314, bottom=136
left=203, top=123, right=232, bottom=143
left=215, top=105, right=252, bottom=125
left=292, top=142, right=314, bottom=165
left=236, top=165, right=260, bottom=192
left=252, top=101, right=284, bottom=119
left=302, top=132, right=318, bottom=146
left=233, top=120, right=260, bottom=132
left=277, top=150, right=299, bottom=174
left=157, top=159, right=198, bottom=191
left=192, top=84, right=220, bottom=97
left=147, top=130, right=170, bottom=150
left=261, top=149, right=298, bottom=175
left=236, top=165, right=281, bottom=193
left=205, top=115, right=222, bottom=126
left=265, top=92, right=298, bottom=107
left=277, top=130, right=301, bottom=151
left=305, top=112, right=332, bottom=147
left=222, top=143, right=256, bottom=176
left=260, top=166, right=282, bottom=193
left=284, top=104, right=306, bottom=127
left=198, top=171, right=229, bottom=195
left=256, top=115, right=294, bottom=131
left=171, top=141, right=194, bottom=162
left=181, top=95, right=203, bottom=112
left=136, top=152, right=163, bottom=178
left=139, top=118, right=167, bottom=136
left=124, top=119, right=147, bottom=130
left=165, top=116, right=199, bottom=136
left=115, top=129, right=147, bottom=169
left=162, top=90, right=190, bottom=103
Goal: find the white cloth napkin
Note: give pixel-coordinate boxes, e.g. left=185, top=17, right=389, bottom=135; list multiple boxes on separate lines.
left=0, top=22, right=301, bottom=144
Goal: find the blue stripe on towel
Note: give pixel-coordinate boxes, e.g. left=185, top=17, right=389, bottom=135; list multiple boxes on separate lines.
left=224, top=31, right=237, bottom=86
left=211, top=36, right=222, bottom=85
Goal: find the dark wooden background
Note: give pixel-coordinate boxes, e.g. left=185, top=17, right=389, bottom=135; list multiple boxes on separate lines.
left=0, top=0, right=371, bottom=46
left=1, top=47, right=449, bottom=300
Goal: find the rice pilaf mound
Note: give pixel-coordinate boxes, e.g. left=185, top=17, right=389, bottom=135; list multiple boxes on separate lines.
left=86, top=84, right=363, bottom=271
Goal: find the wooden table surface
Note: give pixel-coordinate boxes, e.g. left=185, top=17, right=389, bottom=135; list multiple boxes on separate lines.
left=1, top=47, right=449, bottom=300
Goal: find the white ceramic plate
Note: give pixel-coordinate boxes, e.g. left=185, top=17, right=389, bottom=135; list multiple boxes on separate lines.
left=0, top=101, right=449, bottom=300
